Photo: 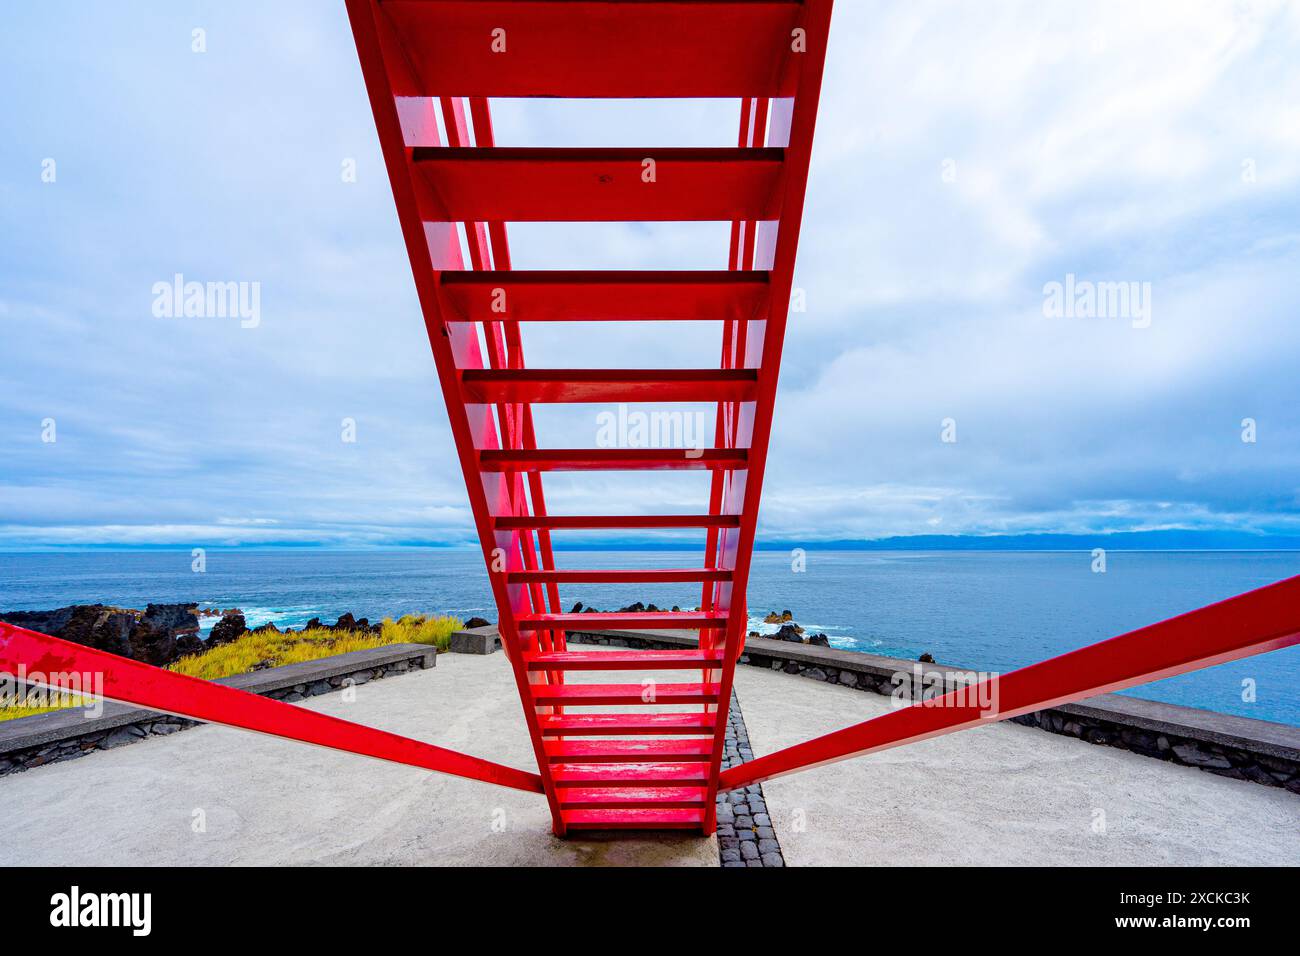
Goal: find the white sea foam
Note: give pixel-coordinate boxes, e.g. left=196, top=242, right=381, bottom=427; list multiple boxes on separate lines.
left=744, top=614, right=871, bottom=649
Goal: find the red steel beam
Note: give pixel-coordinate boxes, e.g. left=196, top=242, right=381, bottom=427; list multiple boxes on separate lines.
left=413, top=147, right=784, bottom=222
left=460, top=368, right=759, bottom=404
left=491, top=514, right=741, bottom=531
left=517, top=612, right=728, bottom=632
left=379, top=0, right=804, bottom=98
left=507, top=568, right=732, bottom=585
left=718, top=574, right=1300, bottom=791
left=440, top=271, right=770, bottom=324
left=0, top=623, right=544, bottom=793
left=477, top=448, right=748, bottom=472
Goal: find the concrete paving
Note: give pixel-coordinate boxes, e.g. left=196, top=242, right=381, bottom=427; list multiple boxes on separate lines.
left=1, top=647, right=1294, bottom=866
left=731, top=663, right=1298, bottom=866
left=0, top=651, right=715, bottom=867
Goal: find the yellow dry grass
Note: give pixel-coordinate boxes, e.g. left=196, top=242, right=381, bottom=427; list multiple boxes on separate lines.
left=0, top=614, right=461, bottom=720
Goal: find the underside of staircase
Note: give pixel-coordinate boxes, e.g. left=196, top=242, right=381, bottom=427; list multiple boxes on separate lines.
left=345, top=0, right=834, bottom=835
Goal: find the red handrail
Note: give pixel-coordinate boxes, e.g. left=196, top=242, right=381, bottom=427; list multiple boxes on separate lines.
left=719, top=574, right=1300, bottom=791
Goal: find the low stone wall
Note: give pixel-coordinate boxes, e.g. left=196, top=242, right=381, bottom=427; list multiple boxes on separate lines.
left=0, top=643, right=437, bottom=777
left=562, top=627, right=1300, bottom=794
left=448, top=624, right=502, bottom=655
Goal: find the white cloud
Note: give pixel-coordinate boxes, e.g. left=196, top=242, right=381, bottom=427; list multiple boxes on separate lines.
left=0, top=0, right=1297, bottom=547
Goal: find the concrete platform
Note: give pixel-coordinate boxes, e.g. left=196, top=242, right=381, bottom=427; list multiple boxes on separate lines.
left=0, top=647, right=1293, bottom=866
left=731, top=664, right=1298, bottom=866
left=0, top=651, right=715, bottom=867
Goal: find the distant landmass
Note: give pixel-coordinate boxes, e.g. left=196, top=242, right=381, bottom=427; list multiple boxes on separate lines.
left=477, top=529, right=1300, bottom=551
left=750, top=530, right=1300, bottom=551
left=4, top=530, right=1299, bottom=552
left=553, top=529, right=1300, bottom=551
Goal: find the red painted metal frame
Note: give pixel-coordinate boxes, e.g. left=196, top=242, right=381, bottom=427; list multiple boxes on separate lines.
left=718, top=574, right=1300, bottom=791
left=378, top=0, right=806, bottom=98
left=0, top=623, right=543, bottom=793
left=343, top=0, right=836, bottom=833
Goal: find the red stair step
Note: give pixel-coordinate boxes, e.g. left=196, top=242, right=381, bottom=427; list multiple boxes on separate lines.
left=460, top=368, right=758, bottom=404
left=562, top=808, right=706, bottom=831
left=530, top=683, right=719, bottom=707
left=508, top=568, right=732, bottom=585
left=527, top=650, right=725, bottom=671
left=551, top=762, right=712, bottom=787
left=544, top=739, right=714, bottom=763
left=540, top=713, right=717, bottom=737
left=518, top=612, right=727, bottom=632
left=381, top=1, right=804, bottom=98
left=478, top=448, right=748, bottom=472
left=414, top=146, right=783, bottom=222
left=558, top=787, right=709, bottom=810
left=440, top=270, right=769, bottom=324
left=493, top=514, right=740, bottom=530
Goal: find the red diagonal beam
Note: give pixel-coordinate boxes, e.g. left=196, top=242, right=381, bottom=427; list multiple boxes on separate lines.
left=719, top=574, right=1300, bottom=791
left=0, top=623, right=544, bottom=794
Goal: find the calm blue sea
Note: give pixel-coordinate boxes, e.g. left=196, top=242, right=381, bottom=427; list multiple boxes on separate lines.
left=1, top=549, right=1296, bottom=726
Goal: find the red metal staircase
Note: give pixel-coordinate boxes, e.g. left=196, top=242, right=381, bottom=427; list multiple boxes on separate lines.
left=345, top=0, right=834, bottom=835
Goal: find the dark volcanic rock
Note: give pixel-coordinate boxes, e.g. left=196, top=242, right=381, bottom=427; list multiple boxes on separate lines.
left=250, top=622, right=281, bottom=635
left=918, top=652, right=935, bottom=663
left=773, top=624, right=804, bottom=643
left=333, top=613, right=358, bottom=631
left=464, top=617, right=490, bottom=629
left=807, top=633, right=830, bottom=647
left=52, top=606, right=107, bottom=647
left=0, top=602, right=201, bottom=666
left=137, top=603, right=203, bottom=662
left=0, top=606, right=83, bottom=636
left=142, top=603, right=200, bottom=637
left=208, top=612, right=247, bottom=647
left=96, top=611, right=138, bottom=657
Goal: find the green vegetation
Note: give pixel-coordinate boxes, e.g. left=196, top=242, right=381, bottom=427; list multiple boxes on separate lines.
left=0, top=614, right=461, bottom=721
left=169, top=615, right=461, bottom=681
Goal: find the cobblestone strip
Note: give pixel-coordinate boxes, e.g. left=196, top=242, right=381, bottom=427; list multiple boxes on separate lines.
left=716, top=690, right=785, bottom=867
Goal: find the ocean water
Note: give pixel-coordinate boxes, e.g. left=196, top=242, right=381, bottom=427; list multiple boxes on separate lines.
left=1, top=549, right=1296, bottom=726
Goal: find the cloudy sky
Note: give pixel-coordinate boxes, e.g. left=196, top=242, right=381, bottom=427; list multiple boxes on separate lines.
left=2, top=0, right=1298, bottom=549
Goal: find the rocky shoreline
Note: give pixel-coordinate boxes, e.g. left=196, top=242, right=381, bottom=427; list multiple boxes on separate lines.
left=568, top=602, right=833, bottom=648
left=0, top=604, right=206, bottom=668
left=754, top=609, right=831, bottom=647
left=1, top=599, right=843, bottom=669
left=0, top=604, right=489, bottom=669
